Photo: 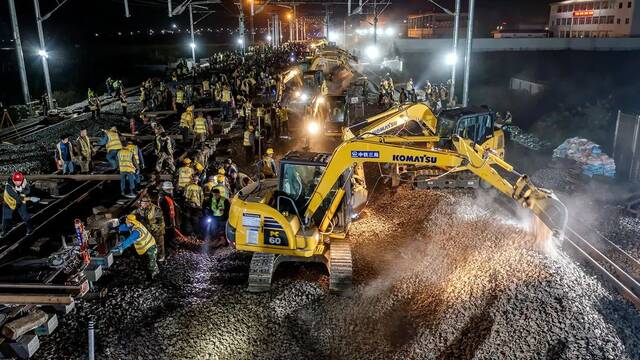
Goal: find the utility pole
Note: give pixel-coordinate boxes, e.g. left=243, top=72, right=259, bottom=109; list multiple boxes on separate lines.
left=279, top=16, right=283, bottom=44
left=189, top=4, right=196, bottom=64
left=168, top=0, right=172, bottom=17
left=293, top=4, right=298, bottom=41
left=8, top=0, right=30, bottom=105
left=373, top=0, right=378, bottom=44
left=33, top=0, right=54, bottom=110
left=450, top=0, right=461, bottom=106
left=324, top=5, right=330, bottom=39
left=124, top=0, right=130, bottom=18
left=462, top=0, right=475, bottom=107
left=238, top=1, right=246, bottom=56
left=250, top=0, right=255, bottom=44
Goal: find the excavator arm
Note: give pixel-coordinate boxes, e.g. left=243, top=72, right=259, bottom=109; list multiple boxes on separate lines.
left=343, top=103, right=438, bottom=141
left=304, top=135, right=567, bottom=238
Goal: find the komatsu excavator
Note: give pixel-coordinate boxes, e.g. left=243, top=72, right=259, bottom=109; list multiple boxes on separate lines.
left=227, top=128, right=567, bottom=294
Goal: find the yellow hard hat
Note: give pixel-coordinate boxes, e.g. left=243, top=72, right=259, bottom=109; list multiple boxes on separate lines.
left=266, top=148, right=274, bottom=155
left=218, top=168, right=226, bottom=175
left=216, top=174, right=225, bottom=183
left=183, top=158, right=192, bottom=165
left=248, top=125, right=254, bottom=131
left=187, top=105, right=194, bottom=111
left=195, top=163, right=204, bottom=172
left=126, top=214, right=137, bottom=222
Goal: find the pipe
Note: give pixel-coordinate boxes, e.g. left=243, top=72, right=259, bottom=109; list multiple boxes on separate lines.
left=124, top=0, right=130, bottom=18
left=88, top=320, right=95, bottom=360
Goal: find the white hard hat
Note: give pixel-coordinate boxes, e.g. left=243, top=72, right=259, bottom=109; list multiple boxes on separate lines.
left=161, top=181, right=174, bottom=190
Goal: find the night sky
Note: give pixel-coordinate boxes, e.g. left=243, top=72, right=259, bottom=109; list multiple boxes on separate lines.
left=0, top=0, right=558, bottom=45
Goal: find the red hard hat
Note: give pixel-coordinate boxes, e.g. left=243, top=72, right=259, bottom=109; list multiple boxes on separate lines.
left=12, top=172, right=24, bottom=184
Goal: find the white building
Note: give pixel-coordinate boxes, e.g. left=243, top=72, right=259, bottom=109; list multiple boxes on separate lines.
left=548, top=0, right=640, bottom=38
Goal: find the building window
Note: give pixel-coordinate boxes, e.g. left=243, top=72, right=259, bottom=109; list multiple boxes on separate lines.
left=619, top=2, right=623, bottom=8
left=617, top=18, right=621, bottom=23
left=579, top=17, right=586, bottom=24
left=559, top=31, right=565, bottom=37
left=586, top=17, right=593, bottom=24
left=601, top=16, right=608, bottom=23
left=586, top=2, right=594, bottom=9
left=629, top=1, right=633, bottom=8
left=561, top=18, right=566, bottom=25
left=608, top=15, right=615, bottom=23
left=626, top=18, right=630, bottom=23
left=602, top=1, right=608, bottom=8
left=595, top=1, right=601, bottom=9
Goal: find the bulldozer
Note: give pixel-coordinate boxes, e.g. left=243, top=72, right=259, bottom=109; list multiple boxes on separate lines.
left=227, top=119, right=567, bottom=294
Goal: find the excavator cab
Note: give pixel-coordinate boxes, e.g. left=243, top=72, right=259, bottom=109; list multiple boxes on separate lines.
left=436, top=107, right=503, bottom=155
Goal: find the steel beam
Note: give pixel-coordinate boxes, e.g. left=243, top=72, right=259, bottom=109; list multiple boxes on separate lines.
left=8, top=0, right=30, bottom=105
left=0, top=294, right=73, bottom=305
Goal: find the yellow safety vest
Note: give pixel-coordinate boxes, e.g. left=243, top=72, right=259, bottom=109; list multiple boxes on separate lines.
left=3, top=189, right=17, bottom=210
left=127, top=144, right=140, bottom=166
left=202, top=80, right=210, bottom=91
left=262, top=156, right=275, bottom=177
left=177, top=166, right=194, bottom=189
left=77, top=135, right=92, bottom=157
left=176, top=90, right=185, bottom=104
left=106, top=131, right=122, bottom=152
left=193, top=117, right=207, bottom=134
left=139, top=90, right=146, bottom=102
left=184, top=184, right=203, bottom=207
left=118, top=149, right=136, bottom=173
left=131, top=221, right=156, bottom=255
left=211, top=196, right=226, bottom=216
left=180, top=111, right=193, bottom=129
left=243, top=131, right=252, bottom=146
left=222, top=89, right=232, bottom=102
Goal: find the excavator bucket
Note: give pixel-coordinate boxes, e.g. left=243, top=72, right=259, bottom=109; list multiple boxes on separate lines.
left=513, top=176, right=568, bottom=242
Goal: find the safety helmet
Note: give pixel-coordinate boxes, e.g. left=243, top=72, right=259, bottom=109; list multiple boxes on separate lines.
left=183, top=158, right=192, bottom=165
left=266, top=148, right=274, bottom=155
left=12, top=172, right=24, bottom=184
left=110, top=126, right=117, bottom=131
left=126, top=214, right=137, bottom=222
left=187, top=105, right=195, bottom=111
left=161, top=181, right=174, bottom=191
left=195, top=163, right=205, bottom=172
left=216, top=174, right=225, bottom=183
left=248, top=126, right=254, bottom=131
left=218, top=168, right=226, bottom=175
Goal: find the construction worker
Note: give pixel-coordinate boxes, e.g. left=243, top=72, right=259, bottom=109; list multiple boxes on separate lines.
left=182, top=176, right=203, bottom=236
left=106, top=77, right=113, bottom=97
left=221, top=85, right=232, bottom=119
left=223, top=158, right=239, bottom=194
left=193, top=111, right=208, bottom=145
left=243, top=125, right=255, bottom=163
left=139, top=86, right=148, bottom=110
left=158, top=181, right=178, bottom=249
left=407, top=78, right=416, bottom=102
left=264, top=105, right=273, bottom=141
left=179, top=105, right=194, bottom=144
left=321, top=79, right=328, bottom=96
left=118, top=140, right=138, bottom=198
left=277, top=105, right=289, bottom=137
left=119, top=93, right=128, bottom=117
left=177, top=158, right=195, bottom=192
left=97, top=126, right=122, bottom=169
left=1, top=172, right=33, bottom=237
left=209, top=188, right=230, bottom=246
left=175, top=85, right=186, bottom=116
left=88, top=93, right=101, bottom=120
left=135, top=196, right=166, bottom=262
left=258, top=148, right=277, bottom=179
left=75, top=128, right=93, bottom=173
left=126, top=141, right=145, bottom=186
left=55, top=135, right=75, bottom=175
left=113, top=214, right=159, bottom=279
left=155, top=132, right=175, bottom=173
left=202, top=79, right=210, bottom=96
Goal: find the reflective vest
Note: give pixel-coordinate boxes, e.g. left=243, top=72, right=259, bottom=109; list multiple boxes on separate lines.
left=139, top=89, right=146, bottom=102
left=261, top=156, right=275, bottom=177
left=243, top=131, right=252, bottom=146
left=184, top=184, right=203, bottom=207
left=106, top=131, right=122, bottom=152
left=176, top=90, right=185, bottom=104
left=211, top=196, right=226, bottom=216
left=127, top=144, right=140, bottom=167
left=222, top=89, right=232, bottom=102
left=3, top=188, right=17, bottom=210
left=180, top=111, right=193, bottom=129
left=202, top=80, right=210, bottom=92
left=177, top=166, right=194, bottom=189
left=193, top=117, right=207, bottom=134
left=77, top=135, right=92, bottom=157
left=212, top=184, right=228, bottom=199
left=118, top=149, right=136, bottom=173
left=131, top=221, right=156, bottom=255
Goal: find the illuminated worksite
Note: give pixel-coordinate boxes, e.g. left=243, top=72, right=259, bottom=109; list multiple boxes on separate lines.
left=0, top=0, right=639, bottom=359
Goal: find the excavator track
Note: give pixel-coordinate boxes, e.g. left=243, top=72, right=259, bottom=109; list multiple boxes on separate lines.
left=247, top=252, right=280, bottom=293
left=329, top=240, right=353, bottom=294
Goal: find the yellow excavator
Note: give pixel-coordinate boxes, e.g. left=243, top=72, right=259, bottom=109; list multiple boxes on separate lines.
left=227, top=127, right=567, bottom=294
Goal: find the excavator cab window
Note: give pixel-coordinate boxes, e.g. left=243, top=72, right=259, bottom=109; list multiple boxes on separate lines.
left=455, top=113, right=494, bottom=144
left=280, top=162, right=327, bottom=213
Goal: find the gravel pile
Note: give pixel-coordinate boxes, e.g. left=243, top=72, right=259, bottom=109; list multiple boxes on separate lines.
left=34, top=187, right=640, bottom=360
left=598, top=208, right=640, bottom=260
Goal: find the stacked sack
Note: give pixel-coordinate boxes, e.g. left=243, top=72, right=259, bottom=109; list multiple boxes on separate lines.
left=553, top=137, right=616, bottom=177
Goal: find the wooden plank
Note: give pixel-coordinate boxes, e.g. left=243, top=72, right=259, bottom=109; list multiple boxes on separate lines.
left=0, top=294, right=73, bottom=306
left=1, top=309, right=48, bottom=339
